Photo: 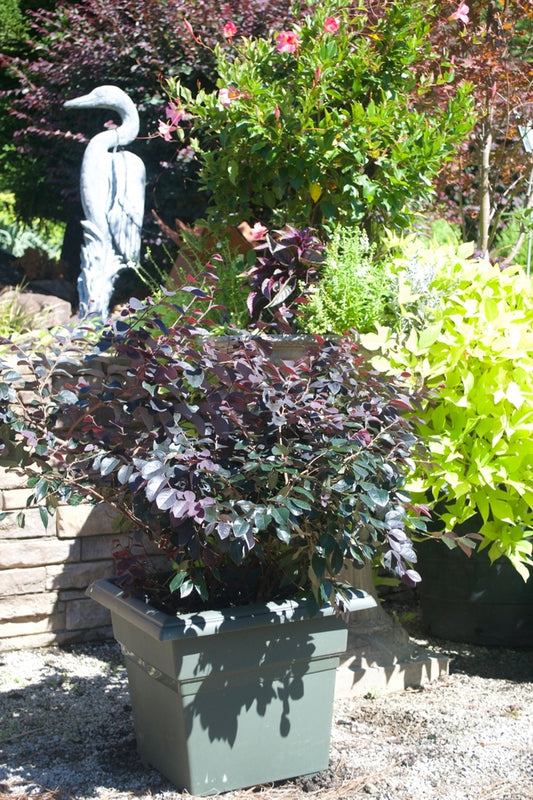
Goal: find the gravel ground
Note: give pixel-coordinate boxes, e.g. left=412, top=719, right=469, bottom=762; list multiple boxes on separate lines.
left=0, top=625, right=532, bottom=800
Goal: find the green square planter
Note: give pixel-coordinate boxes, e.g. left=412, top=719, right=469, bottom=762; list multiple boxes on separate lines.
left=87, top=578, right=375, bottom=795
left=416, top=541, right=533, bottom=648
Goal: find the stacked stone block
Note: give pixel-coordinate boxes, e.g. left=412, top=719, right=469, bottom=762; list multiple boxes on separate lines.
left=0, top=466, right=124, bottom=651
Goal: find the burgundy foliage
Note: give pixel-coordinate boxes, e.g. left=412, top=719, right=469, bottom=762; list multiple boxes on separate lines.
left=246, top=226, right=326, bottom=326
left=0, top=288, right=425, bottom=612
left=425, top=1, right=533, bottom=252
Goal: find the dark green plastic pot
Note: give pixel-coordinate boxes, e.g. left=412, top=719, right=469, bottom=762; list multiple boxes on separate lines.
left=87, top=578, right=375, bottom=795
left=417, top=541, right=533, bottom=648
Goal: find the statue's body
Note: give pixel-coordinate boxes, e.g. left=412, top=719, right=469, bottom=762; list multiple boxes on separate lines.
left=64, top=85, right=146, bottom=318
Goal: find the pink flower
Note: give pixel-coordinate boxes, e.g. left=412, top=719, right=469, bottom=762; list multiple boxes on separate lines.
left=250, top=223, right=269, bottom=241
left=165, top=102, right=186, bottom=126
left=324, top=17, right=339, bottom=33
left=218, top=86, right=240, bottom=107
left=449, top=2, right=470, bottom=24
left=184, top=18, right=198, bottom=41
left=158, top=120, right=176, bottom=142
left=223, top=20, right=238, bottom=38
left=275, top=30, right=300, bottom=54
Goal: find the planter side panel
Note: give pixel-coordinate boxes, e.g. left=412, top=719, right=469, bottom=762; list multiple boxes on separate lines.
left=111, top=610, right=346, bottom=795
left=109, top=604, right=349, bottom=677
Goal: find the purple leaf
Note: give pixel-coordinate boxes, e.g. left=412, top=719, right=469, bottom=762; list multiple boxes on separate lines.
left=155, top=487, right=177, bottom=510
left=146, top=475, right=167, bottom=502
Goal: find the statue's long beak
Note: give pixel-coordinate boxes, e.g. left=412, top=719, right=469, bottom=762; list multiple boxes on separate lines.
left=64, top=94, right=93, bottom=110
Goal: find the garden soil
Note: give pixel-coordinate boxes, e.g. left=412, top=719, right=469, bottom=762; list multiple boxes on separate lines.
left=0, top=604, right=532, bottom=800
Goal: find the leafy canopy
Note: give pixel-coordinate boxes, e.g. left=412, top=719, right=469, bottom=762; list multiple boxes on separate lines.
left=0, top=287, right=425, bottom=611
left=363, top=242, right=533, bottom=579
left=165, top=0, right=475, bottom=236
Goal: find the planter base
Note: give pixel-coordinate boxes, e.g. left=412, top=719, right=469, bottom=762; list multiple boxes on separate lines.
left=337, top=563, right=449, bottom=696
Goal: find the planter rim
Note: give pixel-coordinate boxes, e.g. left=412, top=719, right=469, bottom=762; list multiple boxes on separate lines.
left=87, top=578, right=375, bottom=642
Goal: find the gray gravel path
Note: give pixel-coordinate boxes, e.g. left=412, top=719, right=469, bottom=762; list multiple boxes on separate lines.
left=0, top=635, right=532, bottom=800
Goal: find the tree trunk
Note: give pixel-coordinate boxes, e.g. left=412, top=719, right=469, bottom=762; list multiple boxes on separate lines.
left=478, top=113, right=493, bottom=257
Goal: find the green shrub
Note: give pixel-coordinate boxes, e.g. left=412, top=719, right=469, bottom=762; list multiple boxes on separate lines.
left=0, top=0, right=26, bottom=50
left=300, top=227, right=393, bottom=335
left=0, top=193, right=64, bottom=259
left=0, top=285, right=34, bottom=340
left=383, top=234, right=475, bottom=330
left=492, top=218, right=530, bottom=268
left=165, top=0, right=474, bottom=236
left=140, top=236, right=252, bottom=332
left=427, top=219, right=462, bottom=247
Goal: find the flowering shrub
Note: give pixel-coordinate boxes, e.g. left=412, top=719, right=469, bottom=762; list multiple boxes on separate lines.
left=275, top=30, right=300, bottom=54
left=163, top=0, right=474, bottom=236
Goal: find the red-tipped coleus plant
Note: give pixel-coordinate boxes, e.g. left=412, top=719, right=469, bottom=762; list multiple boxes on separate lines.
left=245, top=225, right=326, bottom=328
left=0, top=289, right=426, bottom=613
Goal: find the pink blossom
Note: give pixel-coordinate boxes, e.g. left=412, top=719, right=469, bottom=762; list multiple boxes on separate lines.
left=250, top=223, right=269, bottom=241
left=275, top=30, right=300, bottom=54
left=165, top=102, right=186, bottom=126
left=223, top=20, right=238, bottom=38
left=158, top=120, right=176, bottom=142
left=218, top=86, right=240, bottom=107
left=449, top=2, right=470, bottom=24
left=176, top=145, right=196, bottom=164
left=184, top=19, right=197, bottom=40
left=324, top=17, right=339, bottom=33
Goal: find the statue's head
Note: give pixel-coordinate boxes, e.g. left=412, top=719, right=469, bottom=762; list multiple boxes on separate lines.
left=64, top=85, right=133, bottom=114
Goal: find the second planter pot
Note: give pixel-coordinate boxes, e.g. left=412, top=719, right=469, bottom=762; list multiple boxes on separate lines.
left=416, top=541, right=533, bottom=648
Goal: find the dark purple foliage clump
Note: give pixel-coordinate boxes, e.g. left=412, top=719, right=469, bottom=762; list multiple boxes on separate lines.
left=0, top=289, right=425, bottom=612
left=246, top=225, right=326, bottom=326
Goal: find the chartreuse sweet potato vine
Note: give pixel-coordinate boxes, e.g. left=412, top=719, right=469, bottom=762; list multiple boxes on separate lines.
left=363, top=244, right=533, bottom=579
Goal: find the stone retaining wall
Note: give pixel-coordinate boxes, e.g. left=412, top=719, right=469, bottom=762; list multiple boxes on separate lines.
left=0, top=466, right=128, bottom=652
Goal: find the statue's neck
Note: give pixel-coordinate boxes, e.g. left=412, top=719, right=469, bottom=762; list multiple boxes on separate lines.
left=86, top=119, right=137, bottom=152
left=114, top=112, right=139, bottom=146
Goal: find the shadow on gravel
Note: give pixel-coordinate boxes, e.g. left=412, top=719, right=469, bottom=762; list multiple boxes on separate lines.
left=1, top=633, right=532, bottom=800
left=0, top=643, right=173, bottom=799
left=381, top=587, right=533, bottom=685
left=444, top=643, right=533, bottom=682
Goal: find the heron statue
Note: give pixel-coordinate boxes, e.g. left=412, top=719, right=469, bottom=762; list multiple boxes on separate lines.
left=64, top=85, right=146, bottom=319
